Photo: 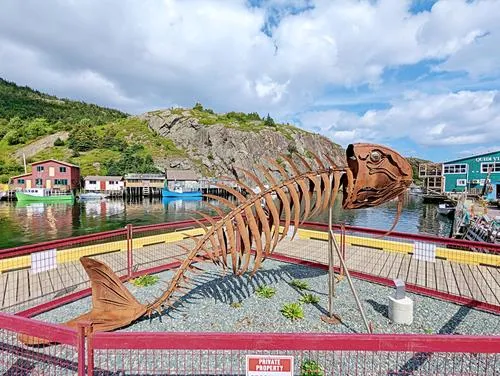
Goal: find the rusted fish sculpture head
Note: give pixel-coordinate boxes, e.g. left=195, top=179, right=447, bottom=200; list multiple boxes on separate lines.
left=341, top=143, right=412, bottom=233
left=18, top=142, right=412, bottom=346
left=342, top=143, right=413, bottom=209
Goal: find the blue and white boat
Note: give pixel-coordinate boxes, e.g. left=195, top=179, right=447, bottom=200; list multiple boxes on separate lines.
left=162, top=186, right=202, bottom=198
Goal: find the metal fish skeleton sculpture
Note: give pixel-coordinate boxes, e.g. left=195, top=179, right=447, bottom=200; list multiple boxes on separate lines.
left=19, top=143, right=412, bottom=345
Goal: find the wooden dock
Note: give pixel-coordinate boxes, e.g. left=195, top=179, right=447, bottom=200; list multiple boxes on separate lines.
left=1, top=236, right=498, bottom=314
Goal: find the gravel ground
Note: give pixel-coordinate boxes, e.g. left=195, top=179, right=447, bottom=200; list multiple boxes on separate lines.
left=36, top=259, right=500, bottom=336
left=6, top=259, right=499, bottom=375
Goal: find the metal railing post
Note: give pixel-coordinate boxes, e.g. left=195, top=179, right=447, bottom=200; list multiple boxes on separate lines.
left=87, top=323, right=95, bottom=376
left=77, top=321, right=92, bottom=376
left=127, top=224, right=133, bottom=278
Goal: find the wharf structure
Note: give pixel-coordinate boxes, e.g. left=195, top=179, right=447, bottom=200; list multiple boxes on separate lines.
left=418, top=150, right=500, bottom=204
left=124, top=173, right=165, bottom=197
left=4, top=157, right=240, bottom=199
left=83, top=176, right=125, bottom=197
left=442, top=150, right=500, bottom=200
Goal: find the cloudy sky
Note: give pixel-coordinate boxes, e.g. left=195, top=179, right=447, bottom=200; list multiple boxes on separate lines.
left=1, top=0, right=499, bottom=162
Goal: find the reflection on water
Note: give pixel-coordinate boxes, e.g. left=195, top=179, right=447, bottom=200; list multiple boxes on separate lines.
left=0, top=194, right=451, bottom=249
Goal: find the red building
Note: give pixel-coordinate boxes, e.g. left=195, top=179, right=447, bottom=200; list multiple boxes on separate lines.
left=10, top=159, right=81, bottom=191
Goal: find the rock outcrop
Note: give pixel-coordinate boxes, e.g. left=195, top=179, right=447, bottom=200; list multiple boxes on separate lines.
left=138, top=109, right=345, bottom=179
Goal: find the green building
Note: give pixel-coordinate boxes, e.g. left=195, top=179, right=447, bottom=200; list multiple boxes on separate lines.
left=442, top=150, right=500, bottom=201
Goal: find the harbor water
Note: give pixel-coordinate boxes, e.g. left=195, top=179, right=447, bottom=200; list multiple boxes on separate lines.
left=0, top=194, right=451, bottom=249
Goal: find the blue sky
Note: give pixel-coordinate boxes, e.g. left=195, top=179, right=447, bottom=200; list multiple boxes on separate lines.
left=1, top=0, right=499, bottom=162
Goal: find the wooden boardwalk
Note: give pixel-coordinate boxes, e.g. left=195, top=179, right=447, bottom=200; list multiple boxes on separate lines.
left=1, top=237, right=499, bottom=313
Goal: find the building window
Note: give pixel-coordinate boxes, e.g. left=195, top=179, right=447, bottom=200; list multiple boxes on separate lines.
left=35, top=178, right=43, bottom=186
left=443, top=164, right=467, bottom=174
left=36, top=166, right=44, bottom=172
left=55, top=179, right=68, bottom=185
left=456, top=179, right=467, bottom=186
left=481, top=162, right=500, bottom=173
left=59, top=167, right=67, bottom=173
left=89, top=180, right=96, bottom=184
left=17, top=179, right=25, bottom=184
left=109, top=181, right=115, bottom=185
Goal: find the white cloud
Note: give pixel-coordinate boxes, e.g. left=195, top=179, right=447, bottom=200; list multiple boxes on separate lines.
left=298, top=90, right=500, bottom=147
left=0, top=0, right=499, bottom=153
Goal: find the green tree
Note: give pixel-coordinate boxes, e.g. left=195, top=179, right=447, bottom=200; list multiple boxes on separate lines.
left=99, top=127, right=127, bottom=151
left=264, top=113, right=275, bottom=127
left=104, top=144, right=159, bottom=175
left=193, top=102, right=204, bottom=111
left=67, top=124, right=98, bottom=152
left=25, top=118, right=51, bottom=139
left=4, top=130, right=24, bottom=145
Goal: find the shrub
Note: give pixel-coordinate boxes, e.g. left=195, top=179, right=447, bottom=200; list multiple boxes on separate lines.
left=280, top=303, right=304, bottom=320
left=299, top=293, right=320, bottom=305
left=290, top=279, right=309, bottom=290
left=131, top=275, right=159, bottom=287
left=230, top=302, right=242, bottom=309
left=255, top=285, right=276, bottom=298
left=300, top=360, right=324, bottom=376
left=193, top=102, right=204, bottom=111
left=5, top=130, right=24, bottom=145
left=54, top=137, right=65, bottom=146
left=263, top=113, right=275, bottom=127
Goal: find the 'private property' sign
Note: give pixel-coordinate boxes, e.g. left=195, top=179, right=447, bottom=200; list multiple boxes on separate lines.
left=246, top=355, right=293, bottom=376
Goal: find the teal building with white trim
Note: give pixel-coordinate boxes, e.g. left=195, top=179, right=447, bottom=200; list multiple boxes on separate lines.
left=442, top=151, right=500, bottom=201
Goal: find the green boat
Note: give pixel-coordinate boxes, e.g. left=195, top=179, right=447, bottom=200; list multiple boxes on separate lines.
left=15, top=188, right=74, bottom=202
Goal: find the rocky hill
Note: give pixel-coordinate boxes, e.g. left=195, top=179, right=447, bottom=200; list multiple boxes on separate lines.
left=139, top=107, right=345, bottom=178
left=0, top=78, right=345, bottom=180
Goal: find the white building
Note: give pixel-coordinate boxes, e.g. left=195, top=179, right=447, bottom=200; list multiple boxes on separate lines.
left=83, top=176, right=124, bottom=193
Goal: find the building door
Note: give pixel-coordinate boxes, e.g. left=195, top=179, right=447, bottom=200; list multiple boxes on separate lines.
left=100, top=181, right=106, bottom=191
left=49, top=167, right=55, bottom=177
left=497, top=184, right=500, bottom=199
left=26, top=180, right=31, bottom=189
left=46, top=179, right=52, bottom=189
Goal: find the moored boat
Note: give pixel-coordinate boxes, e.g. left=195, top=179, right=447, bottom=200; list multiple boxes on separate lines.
left=437, top=202, right=455, bottom=217
left=15, top=188, right=74, bottom=202
left=162, top=186, right=202, bottom=198
left=78, top=192, right=108, bottom=200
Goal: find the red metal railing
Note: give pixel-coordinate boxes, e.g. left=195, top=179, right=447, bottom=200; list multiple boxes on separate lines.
left=1, top=219, right=499, bottom=374
left=2, top=311, right=498, bottom=375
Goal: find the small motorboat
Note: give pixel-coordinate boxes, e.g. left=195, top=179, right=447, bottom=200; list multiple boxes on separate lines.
left=78, top=192, right=108, bottom=200
left=162, top=186, right=202, bottom=198
left=437, top=202, right=456, bottom=217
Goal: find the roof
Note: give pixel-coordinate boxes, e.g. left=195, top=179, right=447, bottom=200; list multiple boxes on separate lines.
left=84, top=176, right=123, bottom=181
left=10, top=172, right=32, bottom=179
left=30, top=159, right=80, bottom=168
left=444, top=150, right=500, bottom=164
left=166, top=169, right=200, bottom=180
left=124, top=174, right=165, bottom=180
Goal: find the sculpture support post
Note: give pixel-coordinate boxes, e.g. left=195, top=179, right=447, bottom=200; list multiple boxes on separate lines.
left=321, top=176, right=341, bottom=324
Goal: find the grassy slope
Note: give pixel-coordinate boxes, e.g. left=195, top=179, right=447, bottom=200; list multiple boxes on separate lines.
left=30, top=118, right=185, bottom=176
left=0, top=78, right=126, bottom=123
left=0, top=78, right=185, bottom=178
left=184, top=107, right=316, bottom=142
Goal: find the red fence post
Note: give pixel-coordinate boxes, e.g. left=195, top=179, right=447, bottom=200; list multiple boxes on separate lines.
left=127, top=224, right=133, bottom=278
left=77, top=321, right=92, bottom=376
left=87, top=323, right=95, bottom=376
